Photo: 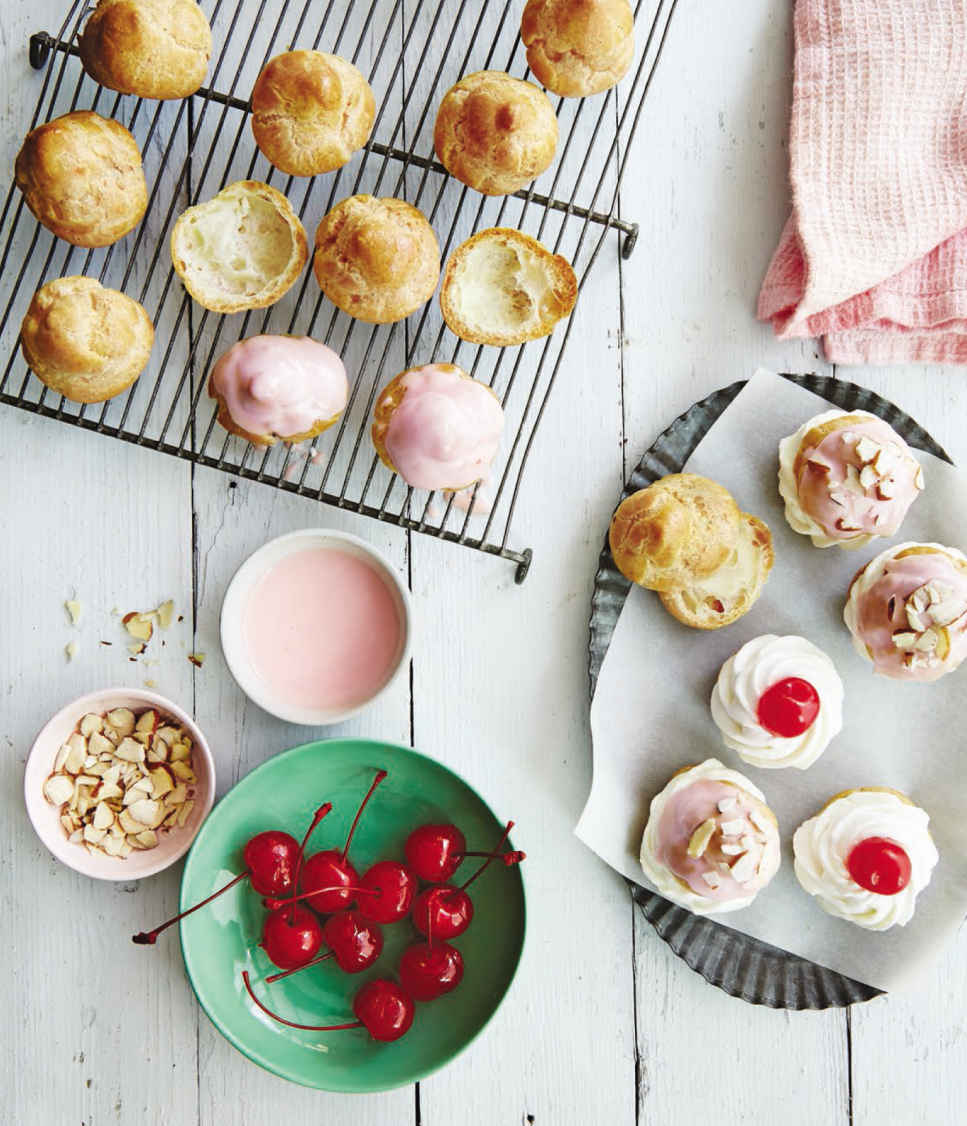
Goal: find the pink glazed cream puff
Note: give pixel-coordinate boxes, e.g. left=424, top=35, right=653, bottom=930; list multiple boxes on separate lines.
left=208, top=334, right=349, bottom=447
left=371, top=363, right=504, bottom=490
left=639, top=759, right=781, bottom=914
left=844, top=542, right=967, bottom=681
left=778, top=410, right=923, bottom=549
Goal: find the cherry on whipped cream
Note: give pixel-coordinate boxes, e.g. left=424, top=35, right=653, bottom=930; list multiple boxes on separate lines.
left=846, top=836, right=912, bottom=895
left=756, top=677, right=820, bottom=738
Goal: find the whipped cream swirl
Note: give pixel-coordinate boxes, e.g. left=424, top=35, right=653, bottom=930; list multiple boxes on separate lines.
left=639, top=759, right=781, bottom=915
left=710, top=634, right=844, bottom=769
left=793, top=789, right=938, bottom=930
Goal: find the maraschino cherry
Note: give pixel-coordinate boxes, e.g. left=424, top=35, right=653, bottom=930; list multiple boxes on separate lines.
left=356, top=860, right=416, bottom=924
left=412, top=821, right=523, bottom=940
left=404, top=823, right=521, bottom=882
left=399, top=941, right=464, bottom=1002
left=322, top=909, right=384, bottom=973
left=301, top=771, right=387, bottom=913
left=132, top=814, right=329, bottom=945
left=846, top=837, right=912, bottom=895
left=756, top=677, right=820, bottom=738
left=260, top=904, right=323, bottom=970
left=242, top=971, right=414, bottom=1042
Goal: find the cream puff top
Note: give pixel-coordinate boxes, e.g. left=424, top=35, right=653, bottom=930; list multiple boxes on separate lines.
left=844, top=542, right=967, bottom=682
left=710, top=635, right=844, bottom=769
left=778, top=410, right=923, bottom=549
left=639, top=759, right=781, bottom=915
left=383, top=364, right=504, bottom=490
left=793, top=790, right=938, bottom=930
left=210, top=335, right=348, bottom=441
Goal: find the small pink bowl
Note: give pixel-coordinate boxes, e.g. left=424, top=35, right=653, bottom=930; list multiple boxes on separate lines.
left=24, top=688, right=215, bottom=881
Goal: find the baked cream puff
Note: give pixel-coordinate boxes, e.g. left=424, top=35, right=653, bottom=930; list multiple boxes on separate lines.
left=639, top=759, right=781, bottom=914
left=208, top=335, right=348, bottom=447
left=844, top=542, right=967, bottom=681
left=711, top=635, right=844, bottom=770
left=793, top=788, right=938, bottom=930
left=371, top=363, right=503, bottom=490
left=779, top=410, right=923, bottom=549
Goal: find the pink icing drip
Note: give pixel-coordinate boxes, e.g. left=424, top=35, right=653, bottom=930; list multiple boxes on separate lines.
left=796, top=419, right=919, bottom=538
left=384, top=364, right=504, bottom=490
left=211, top=336, right=348, bottom=439
left=852, top=553, right=967, bottom=680
left=655, top=780, right=770, bottom=901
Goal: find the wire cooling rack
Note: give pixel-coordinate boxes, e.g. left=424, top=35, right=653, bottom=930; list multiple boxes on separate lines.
left=2, top=0, right=678, bottom=582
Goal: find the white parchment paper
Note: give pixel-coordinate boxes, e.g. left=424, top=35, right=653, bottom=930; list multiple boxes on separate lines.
left=576, top=369, right=967, bottom=991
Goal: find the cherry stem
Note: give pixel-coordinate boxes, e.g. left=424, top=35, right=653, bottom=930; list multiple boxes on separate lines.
left=268, top=885, right=381, bottom=909
left=340, top=769, right=388, bottom=863
left=457, top=821, right=515, bottom=893
left=458, top=849, right=527, bottom=866
left=242, top=971, right=362, bottom=1031
left=264, top=950, right=336, bottom=983
left=293, top=802, right=332, bottom=893
left=132, top=870, right=249, bottom=944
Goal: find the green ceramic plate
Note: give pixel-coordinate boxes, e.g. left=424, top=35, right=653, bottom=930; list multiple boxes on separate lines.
left=179, top=738, right=526, bottom=1092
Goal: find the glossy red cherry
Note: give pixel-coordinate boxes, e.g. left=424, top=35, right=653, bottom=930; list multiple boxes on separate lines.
left=411, top=885, right=473, bottom=940
left=846, top=836, right=912, bottom=895
left=243, top=830, right=303, bottom=897
left=322, top=910, right=384, bottom=973
left=260, top=904, right=323, bottom=970
left=352, top=979, right=415, bottom=1042
left=756, top=677, right=820, bottom=738
left=399, top=941, right=464, bottom=1002
left=404, top=824, right=467, bottom=882
left=356, top=860, right=416, bottom=924
left=300, top=770, right=386, bottom=913
left=132, top=821, right=316, bottom=945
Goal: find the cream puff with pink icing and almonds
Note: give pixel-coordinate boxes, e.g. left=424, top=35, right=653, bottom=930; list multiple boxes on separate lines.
left=208, top=334, right=349, bottom=447
left=639, top=759, right=781, bottom=915
left=844, top=541, right=967, bottom=681
left=711, top=635, right=844, bottom=770
left=371, top=363, right=504, bottom=490
left=778, top=409, right=923, bottom=549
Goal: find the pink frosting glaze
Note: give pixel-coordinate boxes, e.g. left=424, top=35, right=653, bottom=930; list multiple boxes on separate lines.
left=210, top=335, right=349, bottom=440
left=244, top=546, right=403, bottom=710
left=796, top=418, right=921, bottom=539
left=849, top=551, right=967, bottom=681
left=384, top=364, right=504, bottom=489
left=655, top=779, right=775, bottom=902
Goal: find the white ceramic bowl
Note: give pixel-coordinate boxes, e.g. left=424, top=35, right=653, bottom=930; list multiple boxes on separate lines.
left=24, top=688, right=215, bottom=881
left=220, top=528, right=413, bottom=726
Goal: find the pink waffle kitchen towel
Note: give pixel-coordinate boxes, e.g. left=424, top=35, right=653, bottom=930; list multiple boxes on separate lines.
left=758, top=0, right=967, bottom=364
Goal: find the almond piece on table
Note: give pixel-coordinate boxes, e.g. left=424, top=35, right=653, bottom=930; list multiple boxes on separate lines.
left=123, top=613, right=154, bottom=644
left=44, top=774, right=75, bottom=806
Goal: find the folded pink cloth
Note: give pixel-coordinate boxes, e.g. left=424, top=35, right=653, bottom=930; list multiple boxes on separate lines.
left=758, top=0, right=967, bottom=364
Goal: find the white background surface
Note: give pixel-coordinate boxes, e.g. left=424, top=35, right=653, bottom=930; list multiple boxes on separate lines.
left=2, top=2, right=966, bottom=1124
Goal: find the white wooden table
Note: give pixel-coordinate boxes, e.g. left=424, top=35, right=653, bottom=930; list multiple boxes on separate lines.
left=3, top=2, right=966, bottom=1123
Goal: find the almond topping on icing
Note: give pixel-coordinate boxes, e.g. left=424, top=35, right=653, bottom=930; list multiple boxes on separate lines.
left=686, top=818, right=717, bottom=859
left=701, top=870, right=722, bottom=890
left=719, top=818, right=746, bottom=837
left=717, top=796, right=738, bottom=814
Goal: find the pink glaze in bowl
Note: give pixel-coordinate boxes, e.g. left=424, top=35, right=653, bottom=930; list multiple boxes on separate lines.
left=24, top=688, right=215, bottom=881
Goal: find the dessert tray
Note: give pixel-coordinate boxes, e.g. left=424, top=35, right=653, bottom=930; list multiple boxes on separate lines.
left=0, top=0, right=679, bottom=583
left=585, top=372, right=955, bottom=1009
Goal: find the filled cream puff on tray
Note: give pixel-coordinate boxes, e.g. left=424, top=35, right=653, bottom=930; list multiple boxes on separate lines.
left=577, top=369, right=967, bottom=991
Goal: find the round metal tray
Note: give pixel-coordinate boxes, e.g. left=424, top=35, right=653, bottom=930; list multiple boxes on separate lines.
left=588, top=372, right=951, bottom=1009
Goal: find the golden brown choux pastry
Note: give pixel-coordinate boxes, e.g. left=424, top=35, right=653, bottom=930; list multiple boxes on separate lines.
left=312, top=195, right=440, bottom=324
left=14, top=112, right=147, bottom=247
left=439, top=227, right=577, bottom=346
left=433, top=71, right=558, bottom=196
left=251, top=50, right=375, bottom=176
left=521, top=0, right=635, bottom=97
left=20, top=276, right=153, bottom=404
left=609, top=474, right=773, bottom=630
left=78, top=0, right=212, bottom=100
left=170, top=181, right=308, bottom=313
